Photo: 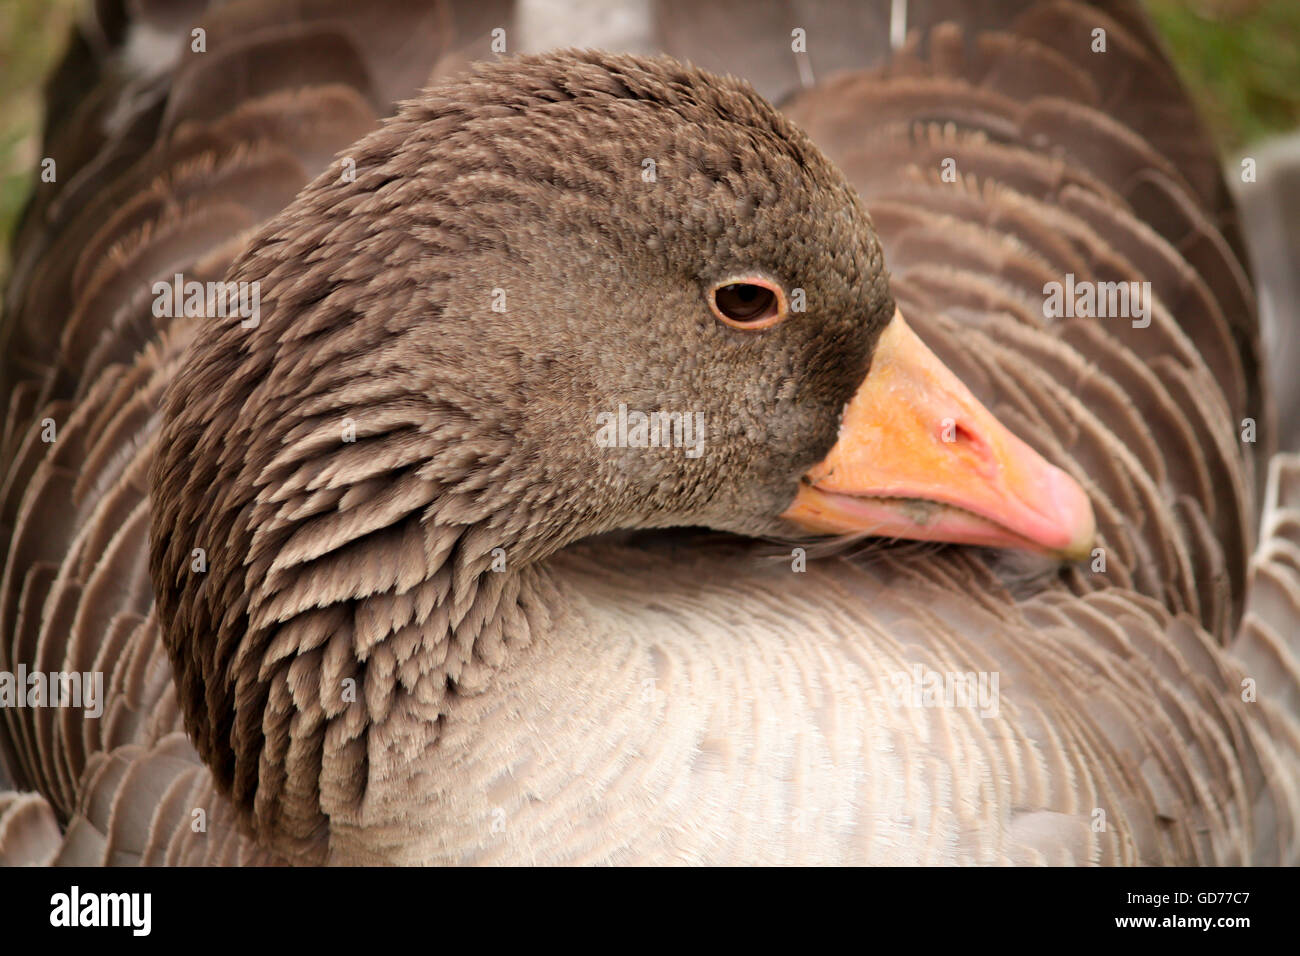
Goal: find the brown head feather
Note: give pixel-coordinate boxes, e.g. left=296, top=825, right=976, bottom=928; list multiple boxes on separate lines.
left=149, top=50, right=893, bottom=858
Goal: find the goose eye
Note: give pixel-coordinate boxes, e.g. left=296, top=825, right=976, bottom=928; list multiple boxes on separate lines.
left=710, top=279, right=786, bottom=329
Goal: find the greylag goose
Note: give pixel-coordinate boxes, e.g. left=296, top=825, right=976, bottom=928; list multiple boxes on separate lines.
left=1, top=0, right=1299, bottom=866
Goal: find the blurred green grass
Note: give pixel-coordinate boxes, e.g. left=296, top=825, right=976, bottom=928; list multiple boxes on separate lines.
left=1, top=1, right=1299, bottom=285
left=1147, top=0, right=1300, bottom=151
left=0, top=0, right=79, bottom=282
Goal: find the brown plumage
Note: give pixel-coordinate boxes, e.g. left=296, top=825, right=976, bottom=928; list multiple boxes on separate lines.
left=2, top=0, right=1299, bottom=865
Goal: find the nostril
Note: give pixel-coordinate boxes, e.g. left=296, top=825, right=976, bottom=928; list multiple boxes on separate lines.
left=941, top=419, right=985, bottom=454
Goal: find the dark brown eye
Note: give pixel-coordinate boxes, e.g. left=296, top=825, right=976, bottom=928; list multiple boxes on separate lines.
left=709, top=279, right=787, bottom=329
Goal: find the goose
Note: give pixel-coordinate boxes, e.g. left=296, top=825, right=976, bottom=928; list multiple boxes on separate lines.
left=1, top=0, right=1299, bottom=866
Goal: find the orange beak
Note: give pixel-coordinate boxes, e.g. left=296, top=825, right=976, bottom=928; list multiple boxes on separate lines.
left=781, top=310, right=1096, bottom=560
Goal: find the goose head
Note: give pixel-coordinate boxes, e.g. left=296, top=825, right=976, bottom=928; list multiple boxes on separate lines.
left=149, top=50, right=1094, bottom=857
